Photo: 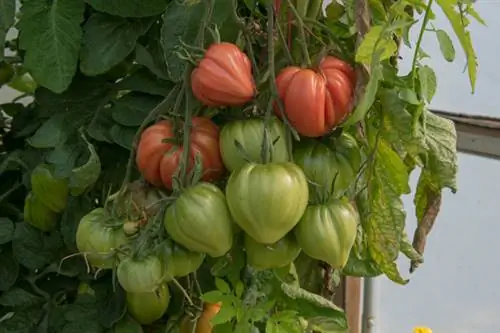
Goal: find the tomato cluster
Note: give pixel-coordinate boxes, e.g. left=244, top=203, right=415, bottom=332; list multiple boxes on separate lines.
left=72, top=42, right=361, bottom=329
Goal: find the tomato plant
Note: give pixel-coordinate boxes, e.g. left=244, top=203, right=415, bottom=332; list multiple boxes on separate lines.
left=0, top=0, right=480, bottom=332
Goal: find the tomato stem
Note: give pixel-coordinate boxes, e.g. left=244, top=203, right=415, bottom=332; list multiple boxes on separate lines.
left=265, top=5, right=297, bottom=161
left=275, top=17, right=294, bottom=64
left=231, top=0, right=260, bottom=77
left=261, top=3, right=279, bottom=165
left=286, top=0, right=311, bottom=66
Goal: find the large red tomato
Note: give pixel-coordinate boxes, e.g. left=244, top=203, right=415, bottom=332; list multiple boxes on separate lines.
left=191, top=43, right=256, bottom=107
left=275, top=56, right=355, bottom=138
left=136, top=117, right=225, bottom=190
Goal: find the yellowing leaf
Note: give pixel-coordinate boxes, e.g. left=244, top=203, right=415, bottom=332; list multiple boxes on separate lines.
left=355, top=26, right=397, bottom=64
left=366, top=139, right=410, bottom=284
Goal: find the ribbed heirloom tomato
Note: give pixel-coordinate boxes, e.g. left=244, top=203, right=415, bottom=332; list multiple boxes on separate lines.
left=225, top=162, right=309, bottom=244
left=245, top=233, right=301, bottom=270
left=294, top=199, right=358, bottom=269
left=275, top=56, right=356, bottom=137
left=164, top=182, right=234, bottom=257
left=293, top=132, right=361, bottom=203
left=126, top=283, right=170, bottom=325
left=75, top=208, right=129, bottom=269
left=136, top=117, right=225, bottom=190
left=117, top=255, right=164, bottom=293
left=191, top=42, right=256, bottom=107
left=219, top=117, right=290, bottom=172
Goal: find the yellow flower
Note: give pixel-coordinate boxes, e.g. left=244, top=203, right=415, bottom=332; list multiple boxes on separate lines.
left=413, top=327, right=432, bottom=333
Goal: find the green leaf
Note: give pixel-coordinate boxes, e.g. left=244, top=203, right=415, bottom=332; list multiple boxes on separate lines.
left=418, top=65, right=437, bottom=103
left=84, top=0, right=168, bottom=18
left=161, top=0, right=206, bottom=82
left=234, top=281, right=245, bottom=298
left=0, top=250, right=19, bottom=291
left=215, top=278, right=231, bottom=294
left=68, top=134, right=101, bottom=196
left=343, top=62, right=382, bottom=126
left=435, top=29, right=455, bottom=62
left=111, top=93, right=163, bottom=127
left=355, top=25, right=397, bottom=64
left=0, top=0, right=15, bottom=61
left=116, top=68, right=175, bottom=96
left=18, top=0, right=86, bottom=93
left=80, top=13, right=154, bottom=76
left=0, top=308, right=44, bottom=333
left=435, top=0, right=477, bottom=92
left=0, top=217, right=14, bottom=244
left=420, top=111, right=458, bottom=192
left=201, top=290, right=225, bottom=303
left=62, top=320, right=104, bottom=333
left=87, top=110, right=114, bottom=144
left=64, top=294, right=99, bottom=321
left=27, top=113, right=69, bottom=149
left=0, top=287, right=44, bottom=308
left=28, top=77, right=112, bottom=149
left=278, top=284, right=347, bottom=331
left=12, top=222, right=63, bottom=270
left=135, top=44, right=170, bottom=80
left=94, top=281, right=127, bottom=328
left=211, top=305, right=236, bottom=325
left=109, top=124, right=136, bottom=150
left=466, top=5, right=486, bottom=26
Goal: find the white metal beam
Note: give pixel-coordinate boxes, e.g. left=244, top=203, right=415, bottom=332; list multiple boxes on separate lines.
left=430, top=109, right=500, bottom=160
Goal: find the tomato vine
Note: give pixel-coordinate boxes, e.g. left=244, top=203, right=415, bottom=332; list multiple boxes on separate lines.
left=0, top=0, right=483, bottom=332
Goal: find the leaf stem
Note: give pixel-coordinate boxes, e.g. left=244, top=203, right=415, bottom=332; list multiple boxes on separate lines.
left=411, top=0, right=434, bottom=85
left=0, top=182, right=22, bottom=204
left=285, top=0, right=311, bottom=66
left=171, top=277, right=200, bottom=309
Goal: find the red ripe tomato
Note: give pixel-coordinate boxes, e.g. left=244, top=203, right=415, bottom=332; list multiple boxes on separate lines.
left=136, top=117, right=225, bottom=190
left=191, top=43, right=256, bottom=107
left=275, top=56, right=355, bottom=138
